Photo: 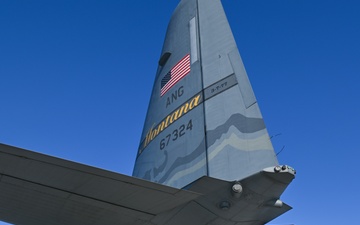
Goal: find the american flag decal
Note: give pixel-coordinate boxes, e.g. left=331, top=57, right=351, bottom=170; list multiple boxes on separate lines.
left=160, top=54, right=190, bottom=96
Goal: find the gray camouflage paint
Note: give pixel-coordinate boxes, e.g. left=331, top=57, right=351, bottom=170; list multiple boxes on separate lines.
left=133, top=0, right=278, bottom=188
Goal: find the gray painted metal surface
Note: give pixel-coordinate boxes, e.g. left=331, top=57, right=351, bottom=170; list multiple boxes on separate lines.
left=0, top=143, right=295, bottom=225
left=133, top=0, right=206, bottom=188
left=0, top=144, right=200, bottom=225
left=134, top=0, right=278, bottom=188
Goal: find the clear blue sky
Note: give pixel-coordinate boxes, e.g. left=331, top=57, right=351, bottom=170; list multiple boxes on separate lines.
left=1, top=0, right=359, bottom=224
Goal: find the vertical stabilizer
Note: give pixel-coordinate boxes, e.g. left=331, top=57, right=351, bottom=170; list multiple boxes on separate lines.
left=133, top=0, right=278, bottom=188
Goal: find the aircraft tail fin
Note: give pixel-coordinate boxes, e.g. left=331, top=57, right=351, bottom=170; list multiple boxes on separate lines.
left=133, top=0, right=278, bottom=188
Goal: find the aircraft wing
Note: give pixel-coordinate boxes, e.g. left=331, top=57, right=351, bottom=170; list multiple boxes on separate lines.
left=0, top=143, right=201, bottom=225
left=185, top=171, right=294, bottom=225
left=0, top=143, right=294, bottom=225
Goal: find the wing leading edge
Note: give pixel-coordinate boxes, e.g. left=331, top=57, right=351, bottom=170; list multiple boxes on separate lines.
left=0, top=143, right=295, bottom=225
left=0, top=143, right=200, bottom=225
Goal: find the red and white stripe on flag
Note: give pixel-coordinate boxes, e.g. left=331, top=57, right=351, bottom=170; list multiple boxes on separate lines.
left=160, top=54, right=190, bottom=96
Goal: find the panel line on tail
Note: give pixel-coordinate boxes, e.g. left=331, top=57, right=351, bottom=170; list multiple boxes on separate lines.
left=195, top=0, right=210, bottom=177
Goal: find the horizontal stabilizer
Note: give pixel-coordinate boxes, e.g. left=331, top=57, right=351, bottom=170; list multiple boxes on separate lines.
left=182, top=166, right=295, bottom=225
left=0, top=143, right=200, bottom=225
left=0, top=143, right=295, bottom=225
